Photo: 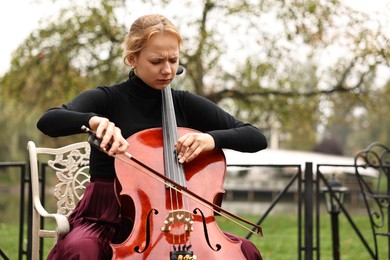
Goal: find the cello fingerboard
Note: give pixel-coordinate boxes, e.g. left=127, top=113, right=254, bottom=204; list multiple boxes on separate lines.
left=162, top=86, right=187, bottom=188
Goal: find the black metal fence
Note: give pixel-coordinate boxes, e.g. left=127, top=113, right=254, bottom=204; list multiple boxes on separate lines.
left=1, top=156, right=388, bottom=259
left=0, top=162, right=30, bottom=260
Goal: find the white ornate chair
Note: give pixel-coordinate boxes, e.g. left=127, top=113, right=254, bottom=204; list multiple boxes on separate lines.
left=27, top=141, right=90, bottom=259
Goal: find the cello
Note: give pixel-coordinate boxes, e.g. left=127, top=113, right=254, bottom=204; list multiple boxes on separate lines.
left=83, top=85, right=262, bottom=259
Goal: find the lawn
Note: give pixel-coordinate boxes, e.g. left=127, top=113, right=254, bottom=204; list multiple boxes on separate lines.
left=218, top=214, right=388, bottom=259
left=1, top=213, right=387, bottom=259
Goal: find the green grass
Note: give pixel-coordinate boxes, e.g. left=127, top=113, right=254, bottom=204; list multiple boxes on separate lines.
left=0, top=223, right=23, bottom=259
left=216, top=214, right=387, bottom=259
left=1, top=214, right=388, bottom=259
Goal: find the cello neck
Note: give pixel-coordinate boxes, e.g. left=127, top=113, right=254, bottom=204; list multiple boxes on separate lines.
left=161, top=86, right=186, bottom=187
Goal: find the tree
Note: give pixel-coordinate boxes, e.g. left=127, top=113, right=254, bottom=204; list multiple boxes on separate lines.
left=0, top=0, right=389, bottom=160
left=169, top=0, right=390, bottom=150
left=2, top=0, right=127, bottom=108
left=325, top=79, right=390, bottom=155
left=0, top=0, right=128, bottom=159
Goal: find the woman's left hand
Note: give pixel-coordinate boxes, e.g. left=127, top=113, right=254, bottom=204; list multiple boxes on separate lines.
left=175, top=133, right=215, bottom=163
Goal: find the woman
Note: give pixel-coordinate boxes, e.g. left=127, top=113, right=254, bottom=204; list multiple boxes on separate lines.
left=37, top=14, right=267, bottom=259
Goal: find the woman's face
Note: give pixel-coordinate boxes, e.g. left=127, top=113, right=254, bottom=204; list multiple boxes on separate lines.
left=130, top=33, right=180, bottom=90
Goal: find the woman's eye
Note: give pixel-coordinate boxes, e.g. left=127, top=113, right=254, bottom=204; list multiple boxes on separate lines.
left=150, top=58, right=177, bottom=65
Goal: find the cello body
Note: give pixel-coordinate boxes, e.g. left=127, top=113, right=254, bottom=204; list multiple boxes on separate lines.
left=111, top=127, right=245, bottom=259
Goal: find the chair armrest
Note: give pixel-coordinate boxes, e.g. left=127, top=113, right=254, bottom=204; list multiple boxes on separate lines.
left=33, top=197, right=70, bottom=237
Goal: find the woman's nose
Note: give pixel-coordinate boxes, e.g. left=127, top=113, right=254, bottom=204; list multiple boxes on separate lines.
left=161, top=62, right=172, bottom=75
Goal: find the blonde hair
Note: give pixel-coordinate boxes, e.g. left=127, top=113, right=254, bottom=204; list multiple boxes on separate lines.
left=123, top=14, right=182, bottom=67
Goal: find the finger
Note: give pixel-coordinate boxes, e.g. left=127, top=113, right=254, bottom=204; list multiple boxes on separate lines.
left=178, top=133, right=215, bottom=163
left=179, top=139, right=201, bottom=163
left=175, top=134, right=188, bottom=152
left=117, top=144, right=129, bottom=154
left=107, top=135, right=122, bottom=156
left=95, top=118, right=108, bottom=138
left=108, top=129, right=128, bottom=155
left=183, top=145, right=202, bottom=163
left=117, top=137, right=129, bottom=153
left=176, top=134, right=193, bottom=157
left=100, top=122, right=116, bottom=150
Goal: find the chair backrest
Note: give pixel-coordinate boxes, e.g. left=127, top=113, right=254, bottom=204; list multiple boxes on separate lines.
left=28, top=140, right=90, bottom=259
left=354, top=142, right=390, bottom=259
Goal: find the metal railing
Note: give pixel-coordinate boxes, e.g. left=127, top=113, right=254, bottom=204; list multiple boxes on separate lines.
left=228, top=163, right=306, bottom=258
left=1, top=157, right=388, bottom=259
left=0, top=162, right=29, bottom=260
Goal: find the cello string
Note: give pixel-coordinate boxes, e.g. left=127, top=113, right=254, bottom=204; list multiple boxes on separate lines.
left=162, top=86, right=180, bottom=246
left=162, top=86, right=189, bottom=246
left=161, top=87, right=176, bottom=247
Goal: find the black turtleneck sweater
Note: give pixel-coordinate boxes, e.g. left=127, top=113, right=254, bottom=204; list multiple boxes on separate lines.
left=37, top=72, right=267, bottom=179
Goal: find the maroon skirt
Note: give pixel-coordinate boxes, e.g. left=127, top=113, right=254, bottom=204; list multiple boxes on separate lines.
left=47, top=178, right=262, bottom=259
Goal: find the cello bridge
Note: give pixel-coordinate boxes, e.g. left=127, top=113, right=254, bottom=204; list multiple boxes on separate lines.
left=162, top=210, right=194, bottom=233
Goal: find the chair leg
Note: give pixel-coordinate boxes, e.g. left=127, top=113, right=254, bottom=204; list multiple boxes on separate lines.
left=31, top=209, right=40, bottom=260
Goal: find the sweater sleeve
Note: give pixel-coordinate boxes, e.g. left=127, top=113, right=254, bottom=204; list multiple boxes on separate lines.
left=178, top=91, right=268, bottom=153
left=37, top=88, right=107, bottom=137
left=37, top=108, right=97, bottom=137
left=209, top=124, right=267, bottom=153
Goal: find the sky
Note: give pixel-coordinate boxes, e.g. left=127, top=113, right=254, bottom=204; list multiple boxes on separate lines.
left=0, top=0, right=389, bottom=77
left=0, top=0, right=66, bottom=76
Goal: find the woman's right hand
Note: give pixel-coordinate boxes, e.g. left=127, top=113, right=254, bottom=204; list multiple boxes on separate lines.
left=88, top=116, right=129, bottom=156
